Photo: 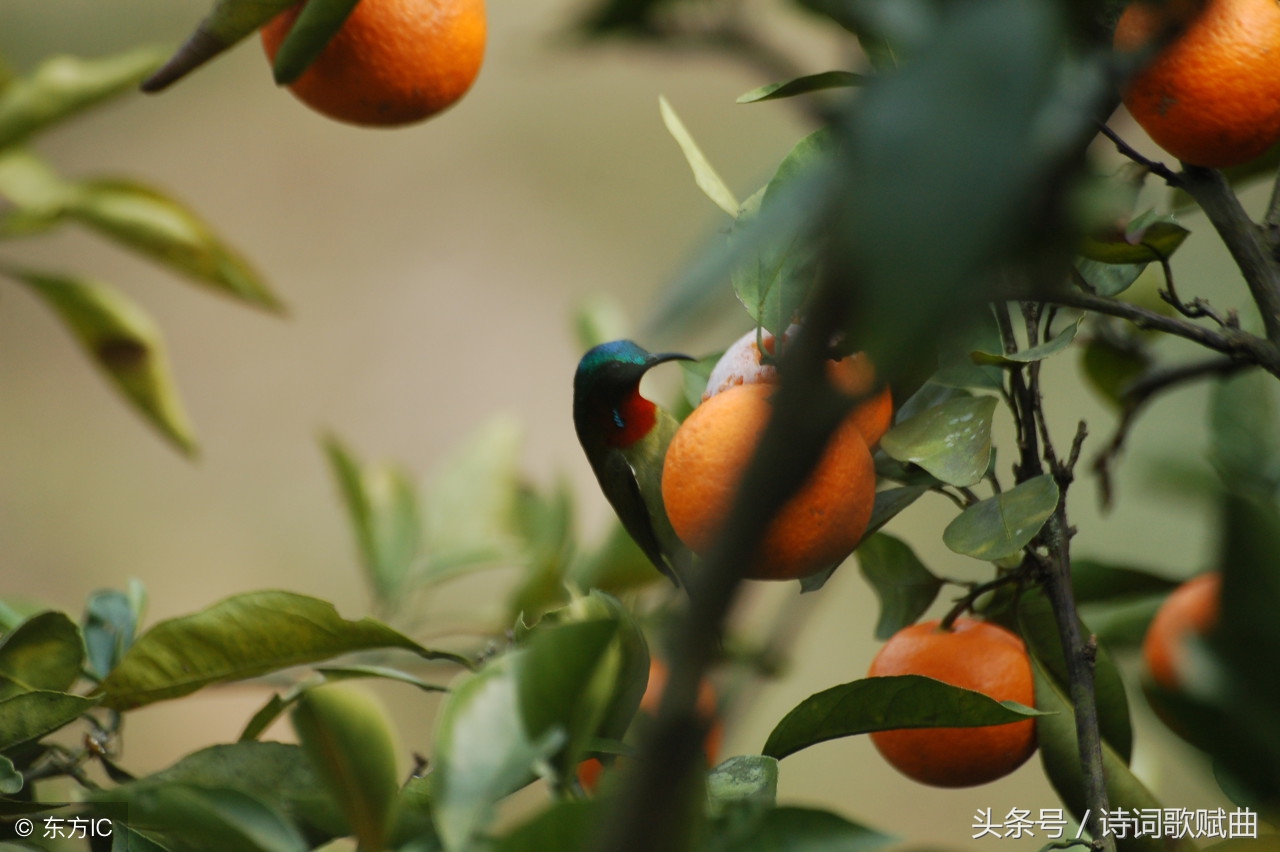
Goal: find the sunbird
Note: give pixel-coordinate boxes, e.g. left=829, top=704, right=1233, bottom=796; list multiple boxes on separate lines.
left=573, top=340, right=693, bottom=585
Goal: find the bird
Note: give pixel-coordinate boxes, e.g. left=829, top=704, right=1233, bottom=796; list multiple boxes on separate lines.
left=573, top=340, right=694, bottom=585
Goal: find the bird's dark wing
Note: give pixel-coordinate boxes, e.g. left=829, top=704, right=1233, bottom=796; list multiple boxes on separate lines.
left=596, top=452, right=679, bottom=585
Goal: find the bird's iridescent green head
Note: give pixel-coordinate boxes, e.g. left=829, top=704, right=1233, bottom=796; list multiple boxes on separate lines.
left=573, top=340, right=692, bottom=400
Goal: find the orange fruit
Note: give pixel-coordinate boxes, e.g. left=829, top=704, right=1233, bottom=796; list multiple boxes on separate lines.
left=868, top=618, right=1037, bottom=788
left=578, top=659, right=721, bottom=792
left=261, top=0, right=486, bottom=127
left=702, top=327, right=893, bottom=447
left=1142, top=572, right=1221, bottom=691
left=1114, top=0, right=1280, bottom=168
left=662, top=382, right=876, bottom=581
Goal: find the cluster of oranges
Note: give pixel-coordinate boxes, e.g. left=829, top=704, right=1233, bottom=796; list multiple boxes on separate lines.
left=660, top=327, right=891, bottom=582
left=1115, top=0, right=1280, bottom=168
left=260, top=0, right=486, bottom=127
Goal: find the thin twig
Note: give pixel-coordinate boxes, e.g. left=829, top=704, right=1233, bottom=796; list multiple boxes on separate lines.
left=1095, top=123, right=1181, bottom=185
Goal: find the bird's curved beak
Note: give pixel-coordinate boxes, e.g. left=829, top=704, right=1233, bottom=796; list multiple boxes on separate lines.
left=646, top=351, right=696, bottom=367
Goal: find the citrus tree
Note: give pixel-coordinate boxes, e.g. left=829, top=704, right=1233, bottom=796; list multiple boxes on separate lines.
left=2, top=0, right=1280, bottom=850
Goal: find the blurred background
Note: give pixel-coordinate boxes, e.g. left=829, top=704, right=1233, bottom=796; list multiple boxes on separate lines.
left=0, top=0, right=1258, bottom=845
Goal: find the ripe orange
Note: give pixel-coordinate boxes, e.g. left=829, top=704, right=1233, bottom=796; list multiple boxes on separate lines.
left=1114, top=0, right=1280, bottom=168
left=868, top=618, right=1037, bottom=788
left=702, top=327, right=893, bottom=447
left=261, top=0, right=486, bottom=127
left=578, top=659, right=721, bottom=791
left=661, top=382, right=876, bottom=581
left=1142, top=572, right=1221, bottom=691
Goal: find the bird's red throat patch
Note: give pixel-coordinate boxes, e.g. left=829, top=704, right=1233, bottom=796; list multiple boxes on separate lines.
left=604, top=389, right=656, bottom=449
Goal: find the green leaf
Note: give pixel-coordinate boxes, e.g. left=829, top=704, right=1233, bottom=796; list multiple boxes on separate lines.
left=491, top=798, right=604, bottom=852
left=1015, top=589, right=1133, bottom=763
left=323, top=436, right=423, bottom=601
left=659, top=96, right=739, bottom=216
left=730, top=129, right=835, bottom=337
left=943, top=474, right=1058, bottom=561
left=0, top=611, right=84, bottom=698
left=1080, top=594, right=1165, bottom=650
left=506, top=478, right=577, bottom=625
left=66, top=179, right=282, bottom=311
left=0, top=691, right=99, bottom=750
left=99, top=590, right=467, bottom=711
left=1075, top=257, right=1147, bottom=297
left=715, top=806, right=896, bottom=852
left=856, top=534, right=943, bottom=640
left=7, top=269, right=198, bottom=455
left=933, top=314, right=1004, bottom=391
left=1032, top=656, right=1191, bottom=852
left=679, top=353, right=719, bottom=411
left=761, top=674, right=1045, bottom=761
left=971, top=314, right=1083, bottom=365
left=104, top=783, right=309, bottom=852
left=421, top=417, right=524, bottom=581
left=430, top=652, right=563, bottom=852
left=143, top=0, right=299, bottom=92
left=707, top=755, right=778, bottom=815
left=1070, top=559, right=1179, bottom=605
left=83, top=588, right=140, bottom=681
left=0, top=49, right=164, bottom=148
left=880, top=395, right=997, bottom=487
left=1209, top=369, right=1280, bottom=494
left=1079, top=210, right=1189, bottom=264
left=0, top=148, right=75, bottom=236
left=0, top=755, right=23, bottom=795
left=568, top=519, right=663, bottom=595
left=271, top=0, right=360, bottom=84
left=103, top=742, right=346, bottom=842
left=290, top=683, right=399, bottom=852
left=1080, top=333, right=1152, bottom=408
left=736, top=71, right=866, bottom=104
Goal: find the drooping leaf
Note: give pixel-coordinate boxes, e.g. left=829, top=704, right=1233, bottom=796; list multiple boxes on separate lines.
left=1032, top=655, right=1192, bottom=852
left=8, top=269, right=197, bottom=455
left=943, top=474, right=1059, bottom=561
left=430, top=652, right=564, bottom=852
left=659, top=96, right=739, bottom=217
left=856, top=533, right=943, bottom=640
left=104, top=742, right=346, bottom=843
left=0, top=612, right=84, bottom=698
left=880, top=395, right=997, bottom=487
left=323, top=436, right=423, bottom=601
left=271, top=0, right=361, bottom=84
left=1078, top=210, right=1189, bottom=264
left=98, top=590, right=467, bottom=711
left=0, top=691, right=99, bottom=750
left=0, top=49, right=165, bottom=148
left=730, top=129, right=836, bottom=337
left=101, top=782, right=309, bottom=852
left=506, top=479, right=577, bottom=625
left=761, top=674, right=1045, bottom=761
left=290, top=684, right=399, bottom=852
left=971, top=314, right=1083, bottom=365
left=83, top=588, right=141, bottom=681
left=736, top=71, right=866, bottom=104
left=143, top=0, right=299, bottom=92
left=66, top=179, right=282, bottom=311
left=1015, top=589, right=1133, bottom=763
left=516, top=618, right=621, bottom=777
left=1075, top=257, right=1147, bottom=297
